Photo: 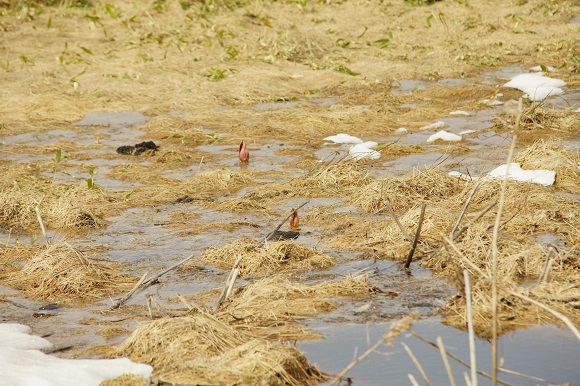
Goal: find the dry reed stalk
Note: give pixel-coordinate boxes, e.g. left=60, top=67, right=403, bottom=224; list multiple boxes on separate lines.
left=443, top=237, right=580, bottom=342
left=111, top=272, right=148, bottom=310
left=538, top=246, right=557, bottom=284
left=34, top=196, right=47, bottom=240
left=110, top=253, right=195, bottom=310
left=404, top=202, right=426, bottom=269
left=329, top=314, right=417, bottom=385
left=408, top=374, right=420, bottom=386
left=409, top=331, right=515, bottom=386
left=490, top=135, right=517, bottom=385
left=402, top=341, right=431, bottom=386
left=436, top=337, right=456, bottom=386
left=464, top=269, right=477, bottom=386
left=214, top=254, right=243, bottom=312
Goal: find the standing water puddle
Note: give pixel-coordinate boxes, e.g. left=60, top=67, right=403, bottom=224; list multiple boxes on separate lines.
left=299, top=318, right=580, bottom=385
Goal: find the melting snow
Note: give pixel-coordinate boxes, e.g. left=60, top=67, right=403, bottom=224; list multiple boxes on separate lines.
left=323, top=133, right=364, bottom=144
left=427, top=130, right=462, bottom=142
left=0, top=323, right=153, bottom=386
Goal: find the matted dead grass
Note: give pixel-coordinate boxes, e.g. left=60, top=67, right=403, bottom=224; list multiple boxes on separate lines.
left=0, top=171, right=115, bottom=231
left=213, top=274, right=376, bottom=324
left=514, top=139, right=580, bottom=192
left=1, top=240, right=136, bottom=304
left=199, top=238, right=334, bottom=276
left=113, top=314, right=326, bottom=385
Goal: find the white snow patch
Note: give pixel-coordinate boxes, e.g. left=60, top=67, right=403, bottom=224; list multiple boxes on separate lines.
left=503, top=73, right=566, bottom=101
left=449, top=110, right=471, bottom=116
left=323, top=133, right=363, bottom=144
left=0, top=323, right=153, bottom=386
left=0, top=324, right=53, bottom=351
left=483, top=99, right=504, bottom=106
left=427, top=130, right=462, bottom=142
left=394, top=127, right=408, bottom=134
left=419, top=121, right=446, bottom=131
left=458, top=130, right=476, bottom=135
left=485, top=163, right=556, bottom=186
left=349, top=143, right=381, bottom=160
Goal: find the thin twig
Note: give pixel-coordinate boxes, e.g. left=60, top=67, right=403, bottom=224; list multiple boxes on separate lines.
left=409, top=331, right=515, bottom=386
left=329, top=315, right=417, bottom=385
left=453, top=201, right=497, bottom=241
left=450, top=181, right=480, bottom=239
left=408, top=374, right=420, bottom=386
left=538, top=246, right=557, bottom=284
left=464, top=269, right=477, bottom=386
left=110, top=253, right=196, bottom=310
left=426, top=201, right=497, bottom=262
left=384, top=197, right=412, bottom=241
left=436, top=337, right=457, bottom=386
left=404, top=203, right=426, bottom=269
left=141, top=253, right=196, bottom=288
left=214, top=254, right=243, bottom=312
left=34, top=195, right=47, bottom=240
left=264, top=201, right=308, bottom=242
left=110, top=272, right=149, bottom=310
left=402, top=342, right=431, bottom=386
left=491, top=135, right=517, bottom=386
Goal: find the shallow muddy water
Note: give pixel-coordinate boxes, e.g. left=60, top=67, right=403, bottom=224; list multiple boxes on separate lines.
left=299, top=318, right=580, bottom=385
left=1, top=65, right=579, bottom=385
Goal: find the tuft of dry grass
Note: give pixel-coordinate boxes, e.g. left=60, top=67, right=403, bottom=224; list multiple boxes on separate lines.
left=113, top=314, right=326, bottom=385
left=1, top=240, right=136, bottom=304
left=513, top=139, right=580, bottom=192
left=199, top=238, right=334, bottom=276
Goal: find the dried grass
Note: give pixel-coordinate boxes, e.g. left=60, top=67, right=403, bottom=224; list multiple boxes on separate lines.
left=2, top=240, right=135, bottom=304
left=114, top=314, right=326, bottom=385
left=216, top=274, right=376, bottom=323
left=513, top=139, right=580, bottom=192
left=199, top=238, right=334, bottom=276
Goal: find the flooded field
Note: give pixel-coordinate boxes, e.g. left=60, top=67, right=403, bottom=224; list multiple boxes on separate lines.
left=1, top=0, right=579, bottom=384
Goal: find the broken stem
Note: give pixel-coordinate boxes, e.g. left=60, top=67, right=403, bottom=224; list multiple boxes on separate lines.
left=404, top=203, right=426, bottom=269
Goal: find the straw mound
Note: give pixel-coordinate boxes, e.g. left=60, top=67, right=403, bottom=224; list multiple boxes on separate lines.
left=2, top=241, right=135, bottom=303
left=514, top=139, right=580, bottom=192
left=517, top=105, right=580, bottom=134
left=200, top=239, right=334, bottom=276
left=217, top=274, right=376, bottom=325
left=353, top=168, right=464, bottom=213
left=115, top=315, right=326, bottom=385
left=297, top=162, right=373, bottom=196
left=186, top=168, right=253, bottom=192
left=0, top=178, right=110, bottom=231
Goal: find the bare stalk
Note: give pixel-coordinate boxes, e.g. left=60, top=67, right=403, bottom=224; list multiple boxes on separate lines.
left=110, top=253, right=196, bottom=310
left=464, top=269, right=477, bottom=386
left=402, top=342, right=431, bottom=386
left=436, top=337, right=457, bottom=386
left=384, top=196, right=412, bottom=241
left=214, top=254, right=243, bottom=311
left=34, top=196, right=47, bottom=240
left=329, top=315, right=417, bottom=385
left=404, top=203, right=426, bottom=269
left=443, top=237, right=580, bottom=342
left=491, top=135, right=517, bottom=385
left=110, top=272, right=149, bottom=310
left=410, top=331, right=515, bottom=386
left=450, top=181, right=480, bottom=239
